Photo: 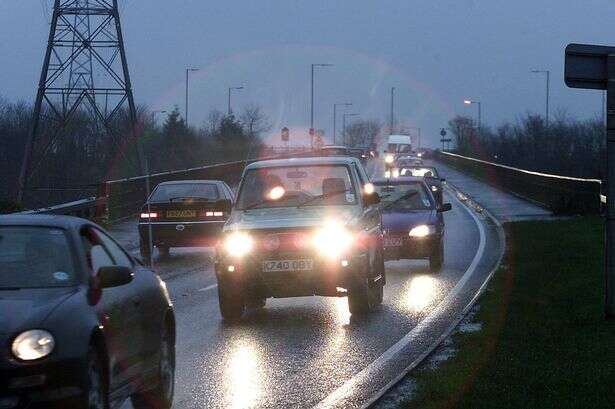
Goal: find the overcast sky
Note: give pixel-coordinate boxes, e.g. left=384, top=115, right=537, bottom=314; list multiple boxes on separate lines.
left=1, top=0, right=614, bottom=147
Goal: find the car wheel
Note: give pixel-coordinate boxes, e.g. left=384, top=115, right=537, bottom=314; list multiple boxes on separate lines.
left=85, top=346, right=108, bottom=409
left=140, top=241, right=151, bottom=263
left=158, top=246, right=170, bottom=258
left=429, top=242, right=444, bottom=273
left=218, top=276, right=245, bottom=322
left=131, top=324, right=175, bottom=409
left=348, top=277, right=371, bottom=316
left=246, top=295, right=266, bottom=309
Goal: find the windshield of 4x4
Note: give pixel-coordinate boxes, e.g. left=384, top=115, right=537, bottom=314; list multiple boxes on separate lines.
left=0, top=227, right=77, bottom=289
left=374, top=182, right=433, bottom=212
left=150, top=183, right=219, bottom=202
left=400, top=167, right=439, bottom=178
left=236, top=165, right=357, bottom=210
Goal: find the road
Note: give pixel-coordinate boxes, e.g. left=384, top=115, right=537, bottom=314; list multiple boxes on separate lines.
left=112, top=159, right=506, bottom=408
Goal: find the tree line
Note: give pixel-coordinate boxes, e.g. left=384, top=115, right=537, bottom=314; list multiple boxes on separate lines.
left=448, top=112, right=605, bottom=180
left=0, top=96, right=269, bottom=210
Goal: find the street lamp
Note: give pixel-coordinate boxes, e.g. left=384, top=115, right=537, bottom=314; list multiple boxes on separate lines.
left=342, top=113, right=359, bottom=146
left=333, top=103, right=352, bottom=145
left=310, top=63, right=334, bottom=148
left=463, top=99, right=482, bottom=136
left=531, top=69, right=550, bottom=128
left=185, top=68, right=199, bottom=125
left=390, top=87, right=396, bottom=134
left=228, top=86, right=244, bottom=115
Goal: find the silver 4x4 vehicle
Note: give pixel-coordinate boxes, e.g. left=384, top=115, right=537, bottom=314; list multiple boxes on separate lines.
left=215, top=156, right=385, bottom=321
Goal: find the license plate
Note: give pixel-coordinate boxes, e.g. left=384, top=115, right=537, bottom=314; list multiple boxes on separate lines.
left=263, top=259, right=313, bottom=272
left=167, top=210, right=196, bottom=218
left=384, top=236, right=403, bottom=247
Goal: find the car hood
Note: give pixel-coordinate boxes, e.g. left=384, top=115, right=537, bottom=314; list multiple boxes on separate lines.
left=382, top=210, right=437, bottom=233
left=225, top=206, right=361, bottom=231
left=0, top=287, right=77, bottom=335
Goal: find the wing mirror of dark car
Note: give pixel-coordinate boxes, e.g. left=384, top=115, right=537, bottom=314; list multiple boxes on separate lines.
left=440, top=178, right=446, bottom=183
left=97, top=266, right=134, bottom=288
left=363, top=191, right=381, bottom=207
left=216, top=198, right=233, bottom=213
left=438, top=203, right=452, bottom=213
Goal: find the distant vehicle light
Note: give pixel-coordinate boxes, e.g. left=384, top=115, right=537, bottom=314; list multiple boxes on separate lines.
left=312, top=222, right=354, bottom=259
left=12, top=330, right=55, bottom=361
left=364, top=183, right=375, bottom=195
left=417, top=152, right=423, bottom=157
left=431, top=186, right=439, bottom=192
left=409, top=225, right=436, bottom=238
left=224, top=232, right=254, bottom=258
left=392, top=169, right=400, bottom=178
left=385, top=154, right=394, bottom=164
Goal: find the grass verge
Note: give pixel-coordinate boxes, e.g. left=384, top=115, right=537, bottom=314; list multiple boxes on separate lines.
left=400, top=216, right=615, bottom=409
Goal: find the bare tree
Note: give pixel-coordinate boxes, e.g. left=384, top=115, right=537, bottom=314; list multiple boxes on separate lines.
left=239, top=103, right=272, bottom=138
left=343, top=119, right=382, bottom=147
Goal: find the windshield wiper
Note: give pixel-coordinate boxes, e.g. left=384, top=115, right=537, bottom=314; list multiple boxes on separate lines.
left=381, top=191, right=419, bottom=211
left=297, top=188, right=350, bottom=208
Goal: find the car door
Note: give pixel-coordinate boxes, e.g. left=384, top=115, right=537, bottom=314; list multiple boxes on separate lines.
left=90, top=228, right=151, bottom=380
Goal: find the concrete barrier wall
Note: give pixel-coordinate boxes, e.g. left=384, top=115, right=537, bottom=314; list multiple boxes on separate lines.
left=435, top=151, right=602, bottom=215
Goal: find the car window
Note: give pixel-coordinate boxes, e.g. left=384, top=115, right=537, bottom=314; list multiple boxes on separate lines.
left=236, top=164, right=358, bottom=209
left=92, top=229, right=133, bottom=268
left=374, top=182, right=434, bottom=211
left=150, top=183, right=219, bottom=202
left=0, top=226, right=77, bottom=288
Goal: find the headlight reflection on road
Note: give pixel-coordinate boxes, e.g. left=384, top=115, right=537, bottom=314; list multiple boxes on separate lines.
left=403, top=275, right=438, bottom=312
left=224, top=341, right=262, bottom=409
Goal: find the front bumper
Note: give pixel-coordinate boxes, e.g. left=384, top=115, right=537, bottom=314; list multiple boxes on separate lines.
left=139, top=220, right=225, bottom=247
left=0, top=357, right=85, bottom=408
left=384, top=234, right=440, bottom=261
left=215, top=251, right=368, bottom=298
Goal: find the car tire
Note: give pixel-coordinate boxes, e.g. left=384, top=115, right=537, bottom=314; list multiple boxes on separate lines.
left=429, top=242, right=444, bottom=272
left=348, top=277, right=371, bottom=316
left=247, top=296, right=266, bottom=309
left=83, top=346, right=108, bottom=409
left=131, top=324, right=175, bottom=409
left=140, top=241, right=151, bottom=263
left=218, top=276, right=245, bottom=322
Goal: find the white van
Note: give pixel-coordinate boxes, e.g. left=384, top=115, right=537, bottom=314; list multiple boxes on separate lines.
left=387, top=134, right=413, bottom=155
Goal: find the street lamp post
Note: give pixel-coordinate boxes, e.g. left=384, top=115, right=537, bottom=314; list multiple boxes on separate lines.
left=531, top=69, right=550, bottom=128
left=185, top=68, right=199, bottom=125
left=342, top=113, right=359, bottom=146
left=464, top=99, right=482, bottom=136
left=390, top=87, right=396, bottom=134
left=333, top=103, right=352, bottom=145
left=310, top=63, right=333, bottom=148
left=228, top=86, right=244, bottom=116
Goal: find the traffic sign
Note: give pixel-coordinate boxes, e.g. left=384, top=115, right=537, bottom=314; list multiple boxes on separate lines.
left=440, top=138, right=452, bottom=143
left=440, top=129, right=447, bottom=137
left=565, top=43, right=615, bottom=90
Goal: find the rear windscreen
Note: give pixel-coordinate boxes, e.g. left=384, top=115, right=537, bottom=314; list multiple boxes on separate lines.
left=150, top=183, right=220, bottom=202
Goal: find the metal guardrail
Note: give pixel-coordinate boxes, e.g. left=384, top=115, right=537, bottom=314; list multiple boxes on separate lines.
left=435, top=151, right=603, bottom=215
left=19, top=196, right=108, bottom=221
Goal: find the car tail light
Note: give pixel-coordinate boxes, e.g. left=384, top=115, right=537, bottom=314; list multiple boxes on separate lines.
left=140, top=212, right=158, bottom=219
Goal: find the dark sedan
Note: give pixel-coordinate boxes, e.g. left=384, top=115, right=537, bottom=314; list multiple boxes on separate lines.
left=0, top=215, right=175, bottom=409
left=373, top=177, right=451, bottom=272
left=139, top=180, right=233, bottom=260
left=399, top=165, right=446, bottom=205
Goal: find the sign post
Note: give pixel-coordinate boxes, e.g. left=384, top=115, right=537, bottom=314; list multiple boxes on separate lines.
left=565, top=43, right=615, bottom=319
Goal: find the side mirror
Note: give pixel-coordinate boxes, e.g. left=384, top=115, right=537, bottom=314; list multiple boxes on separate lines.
left=438, top=203, right=452, bottom=213
left=440, top=178, right=446, bottom=183
left=216, top=198, right=233, bottom=213
left=364, top=192, right=381, bottom=207
left=97, top=266, right=133, bottom=288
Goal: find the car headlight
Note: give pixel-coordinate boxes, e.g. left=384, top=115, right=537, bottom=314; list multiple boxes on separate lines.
left=223, top=232, right=254, bottom=258
left=385, top=155, right=394, bottom=164
left=409, top=225, right=436, bottom=238
left=312, top=223, right=354, bottom=259
left=12, top=330, right=55, bottom=361
left=431, top=185, right=439, bottom=192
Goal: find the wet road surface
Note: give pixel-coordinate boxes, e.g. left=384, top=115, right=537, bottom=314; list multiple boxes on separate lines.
left=113, top=160, right=504, bottom=408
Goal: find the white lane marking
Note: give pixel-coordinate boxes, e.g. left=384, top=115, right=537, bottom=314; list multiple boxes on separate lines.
left=314, top=188, right=487, bottom=409
left=198, top=284, right=218, bottom=292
